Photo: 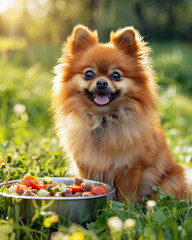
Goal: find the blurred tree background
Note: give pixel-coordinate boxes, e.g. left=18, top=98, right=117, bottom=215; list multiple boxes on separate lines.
left=0, top=0, right=192, bottom=165
left=0, top=0, right=192, bottom=43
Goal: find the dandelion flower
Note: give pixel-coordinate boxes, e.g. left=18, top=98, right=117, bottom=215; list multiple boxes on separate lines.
left=13, top=103, right=26, bottom=115
left=107, top=216, right=123, bottom=233
left=69, top=232, right=84, bottom=240
left=146, top=200, right=156, bottom=209
left=124, top=218, right=136, bottom=230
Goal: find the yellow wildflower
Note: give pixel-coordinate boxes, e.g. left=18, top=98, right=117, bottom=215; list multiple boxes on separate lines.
left=69, top=232, right=84, bottom=240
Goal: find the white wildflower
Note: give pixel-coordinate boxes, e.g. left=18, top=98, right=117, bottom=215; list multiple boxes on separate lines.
left=107, top=216, right=123, bottom=233
left=124, top=218, right=136, bottom=230
left=13, top=103, right=26, bottom=115
left=146, top=200, right=156, bottom=209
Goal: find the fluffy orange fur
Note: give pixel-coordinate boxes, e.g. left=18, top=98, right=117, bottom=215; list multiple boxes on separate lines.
left=52, top=25, right=190, bottom=202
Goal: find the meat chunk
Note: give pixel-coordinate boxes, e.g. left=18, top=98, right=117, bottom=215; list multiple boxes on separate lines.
left=23, top=189, right=36, bottom=196
left=60, top=188, right=73, bottom=197
left=81, top=182, right=93, bottom=192
left=73, top=192, right=83, bottom=197
left=82, top=192, right=93, bottom=197
left=31, top=189, right=37, bottom=194
left=74, top=177, right=84, bottom=186
left=18, top=188, right=25, bottom=195
left=28, top=187, right=37, bottom=194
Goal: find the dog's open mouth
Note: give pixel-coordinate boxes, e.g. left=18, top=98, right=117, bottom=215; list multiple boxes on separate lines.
left=86, top=90, right=120, bottom=106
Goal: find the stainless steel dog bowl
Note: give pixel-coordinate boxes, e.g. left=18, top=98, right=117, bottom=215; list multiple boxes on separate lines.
left=0, top=177, right=115, bottom=224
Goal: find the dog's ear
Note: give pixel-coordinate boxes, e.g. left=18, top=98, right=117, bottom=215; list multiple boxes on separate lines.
left=68, top=25, right=98, bottom=54
left=110, top=27, right=140, bottom=55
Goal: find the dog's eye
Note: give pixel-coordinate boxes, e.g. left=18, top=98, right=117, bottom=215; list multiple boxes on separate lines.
left=84, top=70, right=95, bottom=80
left=110, top=71, right=121, bottom=81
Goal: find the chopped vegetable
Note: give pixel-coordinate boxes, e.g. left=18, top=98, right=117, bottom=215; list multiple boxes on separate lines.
left=44, top=182, right=58, bottom=190
left=46, top=185, right=54, bottom=192
left=31, top=180, right=44, bottom=190
left=15, top=183, right=21, bottom=193
left=67, top=185, right=82, bottom=193
left=21, top=175, right=44, bottom=190
left=4, top=176, right=108, bottom=198
left=91, top=185, right=107, bottom=195
left=9, top=185, right=17, bottom=194
left=60, top=183, right=67, bottom=191
left=21, top=175, right=39, bottom=187
left=42, top=177, right=53, bottom=184
left=50, top=185, right=60, bottom=195
left=37, top=189, right=49, bottom=197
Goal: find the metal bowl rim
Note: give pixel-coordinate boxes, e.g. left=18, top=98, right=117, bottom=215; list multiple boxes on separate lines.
left=0, top=177, right=116, bottom=200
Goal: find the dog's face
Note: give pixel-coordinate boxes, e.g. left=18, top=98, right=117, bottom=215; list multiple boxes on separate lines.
left=53, top=25, right=157, bottom=115
left=75, top=43, right=135, bottom=108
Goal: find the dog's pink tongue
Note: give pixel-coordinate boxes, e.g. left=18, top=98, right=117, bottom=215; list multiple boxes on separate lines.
left=94, top=94, right=109, bottom=105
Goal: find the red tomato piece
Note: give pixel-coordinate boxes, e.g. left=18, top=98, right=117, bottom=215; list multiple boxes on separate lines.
left=21, top=176, right=38, bottom=188
left=15, top=183, right=21, bottom=193
left=21, top=175, right=44, bottom=190
left=67, top=185, right=82, bottom=193
left=31, top=180, right=44, bottom=190
left=90, top=185, right=107, bottom=195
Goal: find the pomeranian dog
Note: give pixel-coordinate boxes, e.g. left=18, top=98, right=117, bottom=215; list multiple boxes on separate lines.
left=52, top=25, right=190, bottom=202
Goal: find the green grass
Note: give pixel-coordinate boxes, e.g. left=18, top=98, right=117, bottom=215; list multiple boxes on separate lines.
left=0, top=41, right=192, bottom=239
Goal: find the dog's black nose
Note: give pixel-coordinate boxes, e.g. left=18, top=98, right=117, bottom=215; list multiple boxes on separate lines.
left=96, top=80, right=108, bottom=89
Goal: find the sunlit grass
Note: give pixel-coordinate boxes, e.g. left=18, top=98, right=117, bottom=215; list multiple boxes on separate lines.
left=0, top=37, right=27, bottom=52
left=159, top=91, right=192, bottom=165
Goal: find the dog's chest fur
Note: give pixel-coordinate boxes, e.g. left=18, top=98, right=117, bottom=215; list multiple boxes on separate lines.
left=58, top=109, right=154, bottom=185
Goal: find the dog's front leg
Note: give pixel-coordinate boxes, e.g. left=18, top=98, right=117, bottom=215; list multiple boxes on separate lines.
left=114, top=166, right=143, bottom=203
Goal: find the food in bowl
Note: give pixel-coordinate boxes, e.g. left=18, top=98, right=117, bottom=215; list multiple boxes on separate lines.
left=0, top=177, right=115, bottom=224
left=1, top=174, right=108, bottom=198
